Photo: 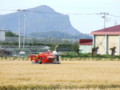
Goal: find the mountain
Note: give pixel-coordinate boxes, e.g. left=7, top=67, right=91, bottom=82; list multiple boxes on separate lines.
left=0, top=5, right=91, bottom=39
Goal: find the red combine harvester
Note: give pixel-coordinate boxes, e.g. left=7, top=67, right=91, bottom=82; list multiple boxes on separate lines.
left=29, top=51, right=60, bottom=64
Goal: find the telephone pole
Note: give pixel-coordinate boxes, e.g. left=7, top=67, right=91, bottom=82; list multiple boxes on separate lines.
left=17, top=9, right=26, bottom=49
left=18, top=9, right=21, bottom=49
left=100, top=12, right=109, bottom=28
left=23, top=12, right=26, bottom=48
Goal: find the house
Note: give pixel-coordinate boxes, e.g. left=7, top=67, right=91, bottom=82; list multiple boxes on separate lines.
left=91, top=25, right=120, bottom=55
left=0, top=30, right=5, bottom=41
left=79, top=39, right=93, bottom=53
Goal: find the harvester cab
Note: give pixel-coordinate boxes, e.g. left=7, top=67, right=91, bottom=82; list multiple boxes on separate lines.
left=29, top=51, right=60, bottom=64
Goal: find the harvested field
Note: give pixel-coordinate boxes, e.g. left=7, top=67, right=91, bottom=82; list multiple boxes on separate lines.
left=0, top=60, right=120, bottom=90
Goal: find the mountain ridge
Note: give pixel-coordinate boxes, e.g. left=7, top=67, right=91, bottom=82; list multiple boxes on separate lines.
left=0, top=5, right=90, bottom=39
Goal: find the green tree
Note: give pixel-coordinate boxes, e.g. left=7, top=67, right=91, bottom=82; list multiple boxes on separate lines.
left=57, top=44, right=72, bottom=51
left=49, top=44, right=57, bottom=51
left=72, top=43, right=80, bottom=55
left=5, top=31, right=18, bottom=37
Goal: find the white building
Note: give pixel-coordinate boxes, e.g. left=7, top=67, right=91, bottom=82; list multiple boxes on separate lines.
left=79, top=39, right=93, bottom=53
left=0, top=30, right=5, bottom=41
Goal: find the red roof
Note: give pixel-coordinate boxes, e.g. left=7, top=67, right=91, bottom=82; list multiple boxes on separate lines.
left=80, top=39, right=93, bottom=45
left=91, top=25, right=120, bottom=35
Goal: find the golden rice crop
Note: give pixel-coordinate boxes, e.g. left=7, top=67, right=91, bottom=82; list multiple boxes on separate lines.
left=0, top=60, right=120, bottom=90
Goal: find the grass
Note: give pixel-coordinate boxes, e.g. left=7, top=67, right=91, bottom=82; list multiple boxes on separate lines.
left=0, top=60, right=120, bottom=90
left=61, top=52, right=120, bottom=61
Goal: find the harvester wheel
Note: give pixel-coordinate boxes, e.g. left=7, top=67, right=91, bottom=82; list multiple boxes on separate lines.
left=39, top=61, right=42, bottom=64
left=38, top=58, right=42, bottom=64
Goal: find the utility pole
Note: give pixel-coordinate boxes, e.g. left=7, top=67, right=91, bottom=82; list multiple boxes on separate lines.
left=115, top=19, right=118, bottom=26
left=0, top=16, right=1, bottom=29
left=100, top=12, right=109, bottom=28
left=18, top=9, right=21, bottom=49
left=18, top=9, right=26, bottom=49
left=23, top=11, right=26, bottom=49
left=0, top=14, right=1, bottom=29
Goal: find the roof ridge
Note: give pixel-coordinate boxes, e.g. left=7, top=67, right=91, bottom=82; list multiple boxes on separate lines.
left=91, top=25, right=120, bottom=35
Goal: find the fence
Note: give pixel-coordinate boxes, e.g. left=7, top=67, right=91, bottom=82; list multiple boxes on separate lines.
left=0, top=45, right=50, bottom=57
left=5, top=37, right=78, bottom=44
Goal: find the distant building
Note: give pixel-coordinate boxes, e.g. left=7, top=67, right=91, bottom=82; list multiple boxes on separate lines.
left=91, top=25, right=120, bottom=55
left=79, top=39, right=93, bottom=53
left=0, top=30, right=5, bottom=41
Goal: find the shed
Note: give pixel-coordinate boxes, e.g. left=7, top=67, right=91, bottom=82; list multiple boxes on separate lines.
left=91, top=25, right=120, bottom=55
left=79, top=39, right=93, bottom=53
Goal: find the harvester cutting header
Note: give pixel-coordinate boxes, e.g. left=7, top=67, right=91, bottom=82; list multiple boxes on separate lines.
left=30, top=51, right=60, bottom=64
left=29, top=45, right=60, bottom=64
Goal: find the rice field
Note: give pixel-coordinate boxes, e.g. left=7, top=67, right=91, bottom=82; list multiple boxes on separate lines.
left=0, top=59, right=120, bottom=90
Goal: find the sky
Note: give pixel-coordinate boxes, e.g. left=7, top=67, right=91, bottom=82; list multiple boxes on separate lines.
left=0, top=0, right=120, bottom=34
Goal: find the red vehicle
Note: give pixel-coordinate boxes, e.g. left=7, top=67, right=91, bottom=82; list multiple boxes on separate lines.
left=29, top=51, right=60, bottom=64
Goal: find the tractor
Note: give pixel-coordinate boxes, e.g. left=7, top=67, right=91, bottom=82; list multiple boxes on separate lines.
left=29, top=51, right=60, bottom=64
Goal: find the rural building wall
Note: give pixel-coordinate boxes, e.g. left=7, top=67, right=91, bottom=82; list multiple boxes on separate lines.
left=91, top=25, right=120, bottom=55
left=0, top=30, right=5, bottom=41
left=79, top=45, right=93, bottom=53
left=95, top=35, right=106, bottom=54
left=94, top=35, right=120, bottom=55
left=108, top=35, right=119, bottom=55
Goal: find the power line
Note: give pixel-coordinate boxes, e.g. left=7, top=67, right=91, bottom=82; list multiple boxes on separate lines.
left=99, top=12, right=109, bottom=28
left=0, top=9, right=120, bottom=17
left=0, top=9, right=17, bottom=11
left=24, top=10, right=101, bottom=16
left=109, top=14, right=120, bottom=17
